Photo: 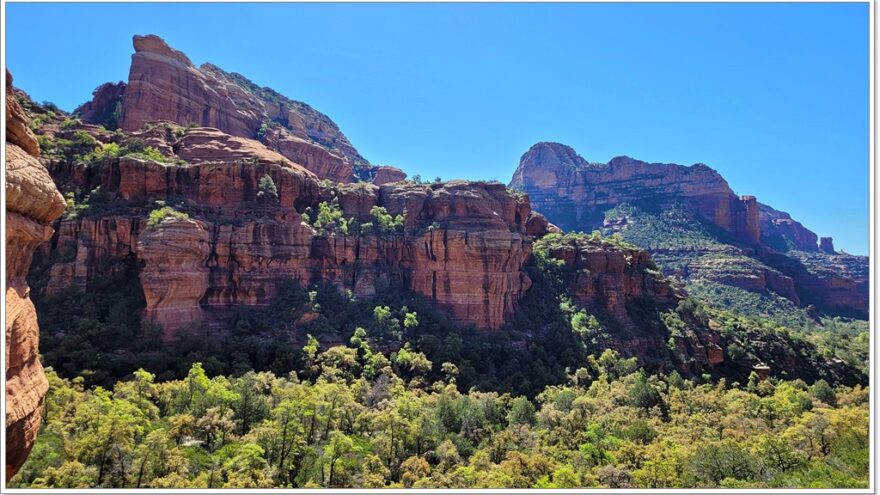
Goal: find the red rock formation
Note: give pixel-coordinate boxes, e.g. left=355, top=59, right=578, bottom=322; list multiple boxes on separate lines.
left=86, top=34, right=363, bottom=181
left=543, top=237, right=679, bottom=317
left=759, top=203, right=819, bottom=251
left=541, top=235, right=728, bottom=372
left=819, top=237, right=835, bottom=254
left=510, top=142, right=761, bottom=244
left=138, top=219, right=212, bottom=334
left=42, top=150, right=539, bottom=336
left=372, top=165, right=407, bottom=186
left=5, top=70, right=66, bottom=478
left=73, top=81, right=126, bottom=129
left=512, top=141, right=867, bottom=318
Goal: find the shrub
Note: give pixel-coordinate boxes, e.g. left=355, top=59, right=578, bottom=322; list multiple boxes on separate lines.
left=370, top=206, right=405, bottom=233
left=256, top=122, right=269, bottom=140
left=60, top=118, right=81, bottom=130
left=257, top=174, right=278, bottom=203
left=146, top=206, right=189, bottom=228
left=84, top=142, right=121, bottom=162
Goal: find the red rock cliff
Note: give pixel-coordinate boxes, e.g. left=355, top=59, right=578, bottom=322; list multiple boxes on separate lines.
left=79, top=34, right=364, bottom=182
left=5, top=70, right=66, bottom=478
left=41, top=125, right=541, bottom=337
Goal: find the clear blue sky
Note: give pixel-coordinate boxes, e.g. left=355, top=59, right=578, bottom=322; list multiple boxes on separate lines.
left=5, top=2, right=869, bottom=254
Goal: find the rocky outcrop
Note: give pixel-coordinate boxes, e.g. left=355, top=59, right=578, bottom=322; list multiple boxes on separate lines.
left=541, top=236, right=727, bottom=373
left=510, top=142, right=761, bottom=244
left=138, top=219, right=212, bottom=334
left=760, top=249, right=868, bottom=318
left=759, top=203, right=819, bottom=252
left=42, top=147, right=540, bottom=337
left=73, top=81, right=126, bottom=129
left=511, top=141, right=868, bottom=318
left=78, top=34, right=365, bottom=181
left=543, top=237, right=678, bottom=317
left=819, top=237, right=835, bottom=254
left=5, top=71, right=66, bottom=478
left=372, top=166, right=407, bottom=186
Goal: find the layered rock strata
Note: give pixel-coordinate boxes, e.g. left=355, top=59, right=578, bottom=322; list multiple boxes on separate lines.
left=5, top=70, right=66, bottom=478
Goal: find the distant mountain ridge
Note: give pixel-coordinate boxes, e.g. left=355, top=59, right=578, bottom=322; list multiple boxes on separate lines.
left=511, top=142, right=868, bottom=320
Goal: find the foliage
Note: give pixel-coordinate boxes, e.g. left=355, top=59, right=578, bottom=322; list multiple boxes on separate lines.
left=147, top=206, right=190, bottom=228
left=11, top=356, right=869, bottom=489
left=257, top=174, right=278, bottom=204
left=370, top=206, right=405, bottom=233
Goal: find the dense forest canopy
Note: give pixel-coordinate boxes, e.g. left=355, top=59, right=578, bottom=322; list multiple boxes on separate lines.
left=11, top=347, right=869, bottom=489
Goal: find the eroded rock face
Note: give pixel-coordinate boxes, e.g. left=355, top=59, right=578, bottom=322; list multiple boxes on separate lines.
left=542, top=236, right=727, bottom=373
left=42, top=151, right=542, bottom=337
left=78, top=34, right=364, bottom=181
left=511, top=141, right=868, bottom=318
left=545, top=237, right=679, bottom=318
left=5, top=70, right=66, bottom=478
left=73, top=81, right=126, bottom=130
left=372, top=165, right=407, bottom=186
left=510, top=142, right=761, bottom=244
left=138, top=219, right=212, bottom=334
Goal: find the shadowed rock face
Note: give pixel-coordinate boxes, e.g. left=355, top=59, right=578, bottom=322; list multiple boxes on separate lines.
left=5, top=70, right=66, bottom=478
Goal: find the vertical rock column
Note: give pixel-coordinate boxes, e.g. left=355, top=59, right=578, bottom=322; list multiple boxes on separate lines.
left=5, top=70, right=66, bottom=478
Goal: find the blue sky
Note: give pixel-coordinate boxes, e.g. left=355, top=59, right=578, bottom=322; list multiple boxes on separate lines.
left=5, top=2, right=869, bottom=254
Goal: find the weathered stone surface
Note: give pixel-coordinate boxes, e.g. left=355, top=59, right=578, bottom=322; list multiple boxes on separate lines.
left=542, top=236, right=729, bottom=374
left=819, top=237, right=835, bottom=254
left=545, top=237, right=678, bottom=317
left=372, top=165, right=407, bottom=186
left=5, top=70, right=40, bottom=157
left=759, top=203, right=819, bottom=251
left=138, top=219, right=212, bottom=336
left=42, top=155, right=538, bottom=336
left=98, top=34, right=363, bottom=180
left=5, top=73, right=65, bottom=478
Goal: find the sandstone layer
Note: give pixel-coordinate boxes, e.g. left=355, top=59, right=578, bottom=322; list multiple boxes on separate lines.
left=5, top=70, right=66, bottom=478
left=42, top=136, right=541, bottom=337
left=77, top=34, right=364, bottom=182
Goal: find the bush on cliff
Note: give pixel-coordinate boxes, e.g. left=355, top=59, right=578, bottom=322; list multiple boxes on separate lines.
left=146, top=206, right=190, bottom=228
left=256, top=174, right=278, bottom=204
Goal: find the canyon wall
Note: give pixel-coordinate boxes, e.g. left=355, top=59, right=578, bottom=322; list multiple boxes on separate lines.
left=511, top=141, right=868, bottom=318
left=5, top=70, right=66, bottom=478
left=41, top=127, right=540, bottom=337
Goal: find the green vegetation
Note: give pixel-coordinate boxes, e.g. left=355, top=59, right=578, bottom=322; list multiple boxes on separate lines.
left=147, top=206, right=190, bottom=228
left=60, top=117, right=82, bottom=130
left=37, top=131, right=173, bottom=165
left=11, top=351, right=868, bottom=488
left=257, top=174, right=278, bottom=204
left=302, top=200, right=405, bottom=236
left=304, top=198, right=356, bottom=235
left=369, top=206, right=405, bottom=233
left=256, top=121, right=270, bottom=140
